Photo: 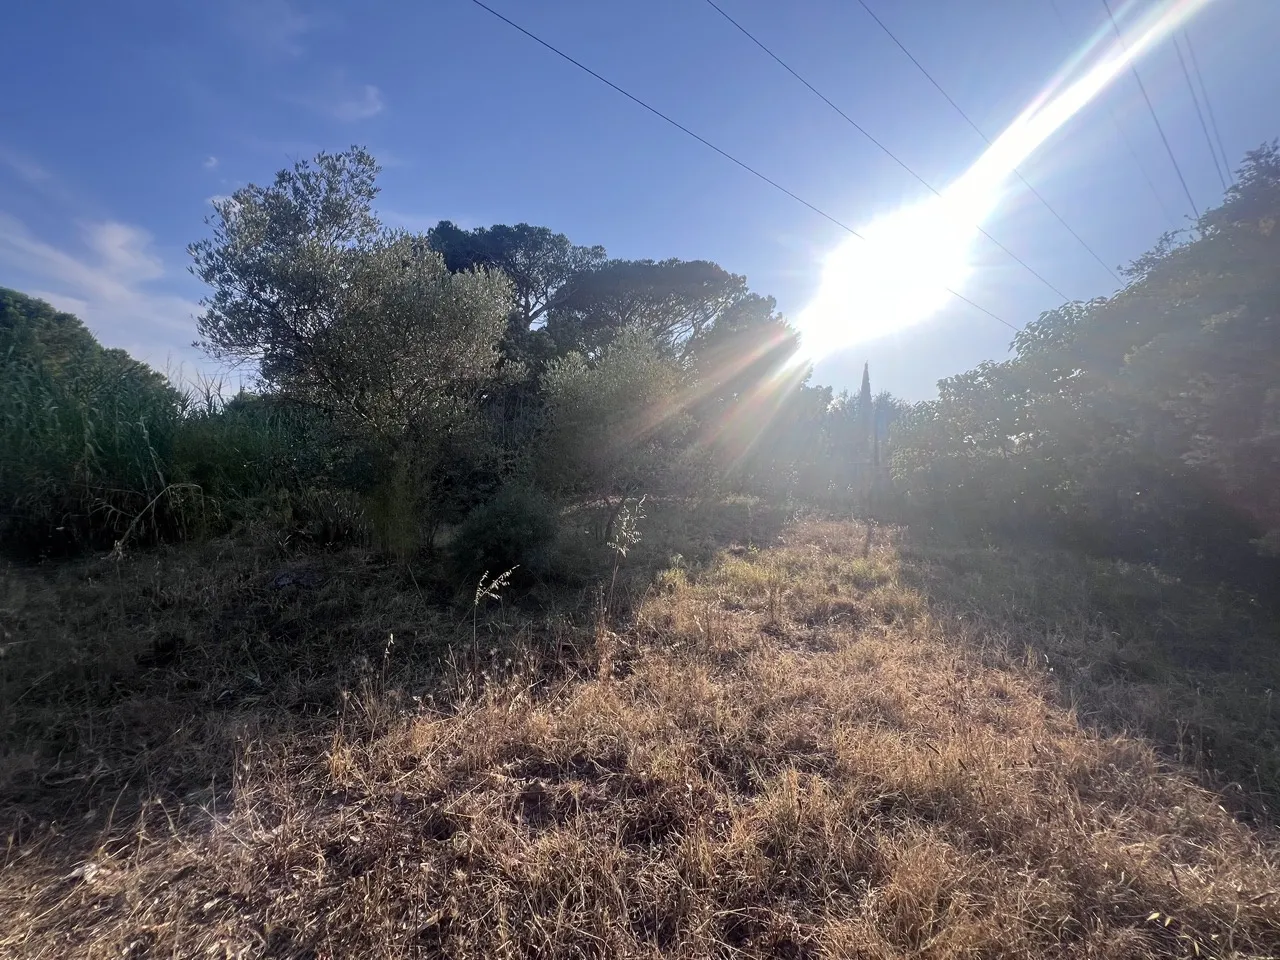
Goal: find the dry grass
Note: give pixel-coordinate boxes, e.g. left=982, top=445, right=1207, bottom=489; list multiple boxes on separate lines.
left=2, top=518, right=1279, bottom=958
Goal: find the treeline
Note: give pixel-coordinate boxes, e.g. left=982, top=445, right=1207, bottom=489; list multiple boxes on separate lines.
left=1, top=148, right=890, bottom=571
left=891, top=142, right=1280, bottom=580
left=3, top=143, right=1277, bottom=587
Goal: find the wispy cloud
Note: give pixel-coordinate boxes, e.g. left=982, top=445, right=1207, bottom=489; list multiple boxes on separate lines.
left=292, top=71, right=386, bottom=122
left=0, top=212, right=203, bottom=369
left=83, top=221, right=166, bottom=285
left=0, top=146, right=52, bottom=185
left=326, top=82, right=385, bottom=121
left=0, top=146, right=81, bottom=209
left=203, top=155, right=219, bottom=170
left=231, top=0, right=312, bottom=58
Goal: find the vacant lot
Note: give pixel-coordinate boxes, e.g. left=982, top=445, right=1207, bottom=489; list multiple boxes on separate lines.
left=3, top=516, right=1278, bottom=958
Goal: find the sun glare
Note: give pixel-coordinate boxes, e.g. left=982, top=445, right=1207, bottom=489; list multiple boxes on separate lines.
left=796, top=190, right=994, bottom=359
left=795, top=0, right=1216, bottom=360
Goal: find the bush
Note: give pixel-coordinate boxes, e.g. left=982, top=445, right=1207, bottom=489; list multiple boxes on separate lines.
left=0, top=290, right=191, bottom=557
left=448, top=485, right=560, bottom=587
left=171, top=391, right=317, bottom=502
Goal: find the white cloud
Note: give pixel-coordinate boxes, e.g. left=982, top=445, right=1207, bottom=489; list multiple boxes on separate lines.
left=0, top=146, right=77, bottom=207
left=328, top=83, right=384, bottom=121
left=232, top=0, right=312, bottom=58
left=291, top=75, right=385, bottom=122
left=82, top=221, right=165, bottom=284
left=0, top=146, right=51, bottom=184
left=0, top=212, right=204, bottom=371
left=203, top=155, right=219, bottom=170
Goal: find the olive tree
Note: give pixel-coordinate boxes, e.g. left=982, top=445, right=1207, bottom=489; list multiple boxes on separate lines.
left=190, top=148, right=514, bottom=550
left=539, top=327, right=694, bottom=540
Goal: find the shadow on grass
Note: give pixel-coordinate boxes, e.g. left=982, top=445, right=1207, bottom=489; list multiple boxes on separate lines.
left=6, top=514, right=1280, bottom=959
left=0, top=496, right=790, bottom=869
left=892, top=526, right=1280, bottom=821
left=2, top=543, right=442, bottom=869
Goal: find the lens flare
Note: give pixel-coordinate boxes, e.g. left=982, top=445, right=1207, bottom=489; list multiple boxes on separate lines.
left=796, top=0, right=1216, bottom=360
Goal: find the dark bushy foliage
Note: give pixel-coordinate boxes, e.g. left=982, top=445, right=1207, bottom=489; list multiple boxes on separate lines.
left=0, top=289, right=188, bottom=557
left=0, top=290, right=328, bottom=559
left=891, top=143, right=1280, bottom=584
left=447, top=485, right=560, bottom=586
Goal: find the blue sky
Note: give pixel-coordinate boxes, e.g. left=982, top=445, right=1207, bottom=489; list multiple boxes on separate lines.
left=1, top=0, right=1276, bottom=399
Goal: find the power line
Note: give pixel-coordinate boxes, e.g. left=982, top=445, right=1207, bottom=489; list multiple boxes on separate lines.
left=1183, top=30, right=1234, bottom=187
left=849, top=0, right=1122, bottom=286
left=1172, top=32, right=1227, bottom=192
left=701, top=0, right=1075, bottom=304
left=1045, top=0, right=1180, bottom=230
left=1100, top=0, right=1200, bottom=219
left=464, top=0, right=1018, bottom=331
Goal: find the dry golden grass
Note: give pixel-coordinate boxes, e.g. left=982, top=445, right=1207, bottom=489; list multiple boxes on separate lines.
left=2, top=518, right=1279, bottom=958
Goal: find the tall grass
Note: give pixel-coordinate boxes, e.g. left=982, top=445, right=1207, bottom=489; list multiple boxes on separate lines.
left=0, top=346, right=322, bottom=559
left=0, top=344, right=189, bottom=556
left=1, top=287, right=369, bottom=560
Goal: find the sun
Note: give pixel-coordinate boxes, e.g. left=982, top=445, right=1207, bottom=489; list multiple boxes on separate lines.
left=795, top=191, right=987, bottom=360
left=794, top=0, right=1216, bottom=361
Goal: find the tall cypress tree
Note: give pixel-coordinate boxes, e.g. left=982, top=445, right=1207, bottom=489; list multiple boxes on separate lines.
left=858, top=363, right=873, bottom=464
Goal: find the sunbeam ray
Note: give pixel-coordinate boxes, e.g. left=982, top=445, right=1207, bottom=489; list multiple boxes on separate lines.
left=797, top=0, right=1216, bottom=359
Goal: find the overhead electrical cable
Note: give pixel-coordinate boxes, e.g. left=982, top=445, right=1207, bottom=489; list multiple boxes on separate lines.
left=1172, top=32, right=1228, bottom=191
left=1100, top=0, right=1200, bottom=218
left=464, top=0, right=1019, bottom=331
left=846, top=0, right=1122, bottom=285
left=1045, top=0, right=1180, bottom=229
left=701, top=0, right=1074, bottom=302
left=1182, top=30, right=1234, bottom=186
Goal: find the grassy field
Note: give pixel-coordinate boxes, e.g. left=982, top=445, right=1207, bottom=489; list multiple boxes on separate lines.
left=2, top=509, right=1279, bottom=958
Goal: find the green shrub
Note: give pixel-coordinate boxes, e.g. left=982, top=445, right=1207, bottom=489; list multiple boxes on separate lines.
left=172, top=392, right=312, bottom=499
left=0, top=290, right=336, bottom=559
left=0, top=290, right=192, bottom=557
left=448, top=485, right=560, bottom=586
